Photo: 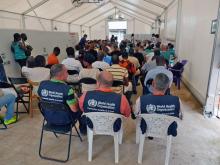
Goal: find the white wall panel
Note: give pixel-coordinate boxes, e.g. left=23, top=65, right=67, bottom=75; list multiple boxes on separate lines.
left=166, top=1, right=178, bottom=40
left=176, top=0, right=219, bottom=104
left=91, top=21, right=106, bottom=40
left=134, top=19, right=151, bottom=34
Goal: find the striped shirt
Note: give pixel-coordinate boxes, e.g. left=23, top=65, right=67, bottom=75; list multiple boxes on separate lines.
left=106, top=64, right=128, bottom=94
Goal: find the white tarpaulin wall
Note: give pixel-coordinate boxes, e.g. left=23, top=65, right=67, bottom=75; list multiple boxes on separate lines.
left=0, top=0, right=175, bottom=39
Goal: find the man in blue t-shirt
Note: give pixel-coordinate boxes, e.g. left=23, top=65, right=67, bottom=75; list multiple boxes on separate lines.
left=38, top=64, right=86, bottom=134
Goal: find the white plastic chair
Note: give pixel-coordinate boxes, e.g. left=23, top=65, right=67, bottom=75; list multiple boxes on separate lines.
left=136, top=114, right=180, bottom=165
left=85, top=112, right=123, bottom=163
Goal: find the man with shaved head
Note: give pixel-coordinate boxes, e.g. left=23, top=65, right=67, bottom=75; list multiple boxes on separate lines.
left=79, top=71, right=131, bottom=117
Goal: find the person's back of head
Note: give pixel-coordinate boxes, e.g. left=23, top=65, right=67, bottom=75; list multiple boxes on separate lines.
left=50, top=64, right=67, bottom=81
left=13, top=33, right=21, bottom=42
left=154, top=49, right=161, bottom=56
left=21, top=33, right=27, bottom=41
left=53, top=47, right=60, bottom=56
left=84, top=34, right=87, bottom=38
left=83, top=52, right=95, bottom=67
left=26, top=56, right=35, bottom=68
left=112, top=54, right=119, bottom=64
left=156, top=42, right=161, bottom=49
left=122, top=51, right=128, bottom=59
left=35, top=55, right=46, bottom=67
left=75, top=44, right=80, bottom=51
left=97, top=71, right=113, bottom=88
left=66, top=47, right=75, bottom=58
left=97, top=53, right=104, bottom=61
left=153, top=73, right=169, bottom=93
left=155, top=34, right=160, bottom=38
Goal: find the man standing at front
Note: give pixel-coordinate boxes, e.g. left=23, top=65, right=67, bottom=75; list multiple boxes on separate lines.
left=38, top=64, right=86, bottom=134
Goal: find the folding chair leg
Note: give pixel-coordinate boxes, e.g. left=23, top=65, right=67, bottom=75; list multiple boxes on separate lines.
left=138, top=134, right=146, bottom=164
left=165, top=136, right=172, bottom=165
left=114, top=134, right=119, bottom=163
left=53, top=132, right=59, bottom=138
left=16, top=102, right=19, bottom=121
left=74, top=125, right=82, bottom=142
left=88, top=128, right=93, bottom=162
left=39, top=120, right=72, bottom=163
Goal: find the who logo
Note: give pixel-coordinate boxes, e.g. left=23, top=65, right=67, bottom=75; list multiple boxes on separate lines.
left=88, top=99, right=97, bottom=108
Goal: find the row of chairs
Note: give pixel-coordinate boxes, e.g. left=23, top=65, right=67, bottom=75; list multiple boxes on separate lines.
left=38, top=101, right=180, bottom=164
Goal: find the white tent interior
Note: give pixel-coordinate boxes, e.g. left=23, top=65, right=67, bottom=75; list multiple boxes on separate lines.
left=0, top=0, right=176, bottom=39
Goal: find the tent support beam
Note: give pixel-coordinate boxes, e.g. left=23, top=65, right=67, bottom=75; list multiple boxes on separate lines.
left=69, top=1, right=110, bottom=24
left=22, top=0, right=50, bottom=15
left=111, top=1, right=155, bottom=22
left=81, top=7, right=115, bottom=25
left=114, top=6, right=154, bottom=25
left=159, top=0, right=177, bottom=17
left=115, top=0, right=159, bottom=16
left=143, top=0, right=166, bottom=9
left=118, top=9, right=152, bottom=26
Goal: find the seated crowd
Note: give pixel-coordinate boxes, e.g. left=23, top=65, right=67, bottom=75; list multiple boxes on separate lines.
left=1, top=34, right=183, bottom=137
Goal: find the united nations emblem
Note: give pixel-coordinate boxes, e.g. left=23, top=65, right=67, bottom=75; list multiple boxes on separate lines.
left=88, top=99, right=97, bottom=107
left=146, top=104, right=156, bottom=113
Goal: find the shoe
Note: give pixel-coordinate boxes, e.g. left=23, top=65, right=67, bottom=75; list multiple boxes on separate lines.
left=4, top=116, right=17, bottom=125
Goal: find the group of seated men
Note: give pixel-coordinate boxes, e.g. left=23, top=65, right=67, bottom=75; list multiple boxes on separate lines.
left=0, top=37, right=183, bottom=132
left=37, top=63, right=183, bottom=134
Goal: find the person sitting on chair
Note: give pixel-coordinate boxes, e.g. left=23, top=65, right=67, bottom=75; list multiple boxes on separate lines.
left=144, top=56, right=173, bottom=95
left=38, top=64, right=86, bottom=134
left=135, top=73, right=183, bottom=136
left=0, top=89, right=16, bottom=125
left=79, top=71, right=131, bottom=118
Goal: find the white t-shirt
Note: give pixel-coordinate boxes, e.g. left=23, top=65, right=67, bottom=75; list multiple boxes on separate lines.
left=62, top=58, right=83, bottom=82
left=79, top=68, right=100, bottom=92
left=22, top=67, right=50, bottom=82
left=61, top=58, right=83, bottom=72
left=92, top=61, right=110, bottom=70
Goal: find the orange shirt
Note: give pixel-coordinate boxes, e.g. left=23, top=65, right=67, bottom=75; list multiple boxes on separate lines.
left=47, top=53, right=59, bottom=65
left=79, top=87, right=131, bottom=117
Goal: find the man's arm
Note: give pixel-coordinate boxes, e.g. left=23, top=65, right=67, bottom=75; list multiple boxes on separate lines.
left=134, top=97, right=141, bottom=116
left=78, top=92, right=87, bottom=112
left=66, top=88, right=78, bottom=112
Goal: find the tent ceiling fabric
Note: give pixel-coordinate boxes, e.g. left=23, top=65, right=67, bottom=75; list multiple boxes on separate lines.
left=0, top=0, right=174, bottom=26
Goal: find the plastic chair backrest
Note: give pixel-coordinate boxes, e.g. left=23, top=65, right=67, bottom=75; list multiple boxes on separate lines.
left=79, top=77, right=96, bottom=85
left=181, top=60, right=188, bottom=66
left=85, top=112, right=123, bottom=136
left=112, top=80, right=124, bottom=87
left=139, top=114, right=179, bottom=138
left=38, top=101, right=73, bottom=125
left=67, top=70, right=79, bottom=75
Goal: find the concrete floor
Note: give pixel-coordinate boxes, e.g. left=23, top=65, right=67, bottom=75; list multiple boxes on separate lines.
left=1, top=84, right=220, bottom=165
